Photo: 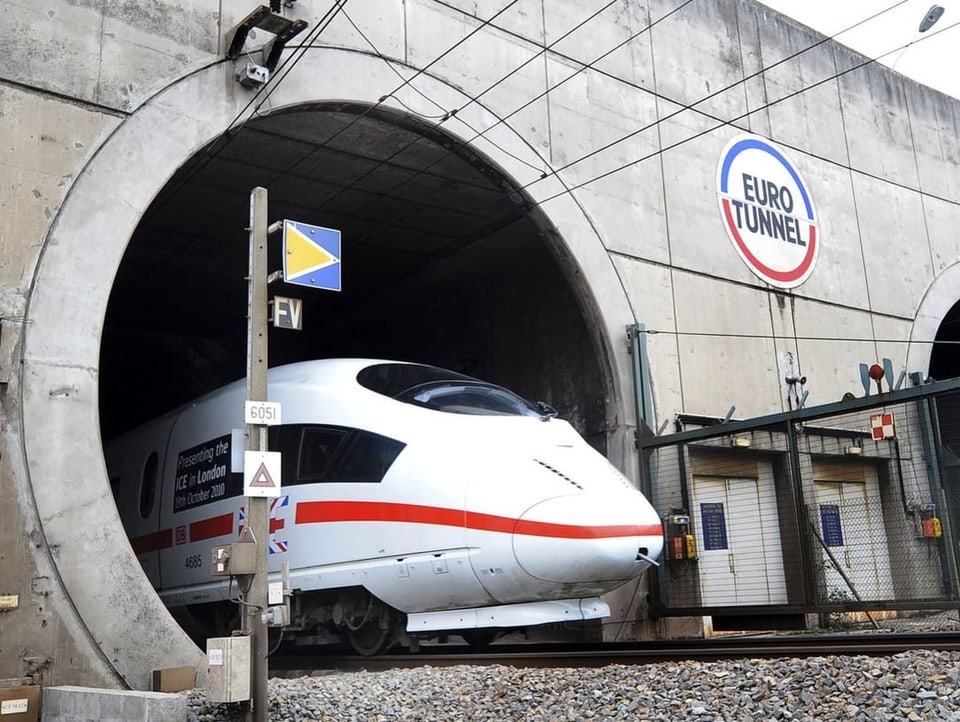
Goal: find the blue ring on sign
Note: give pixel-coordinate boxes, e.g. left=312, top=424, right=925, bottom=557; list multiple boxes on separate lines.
left=719, top=137, right=815, bottom=220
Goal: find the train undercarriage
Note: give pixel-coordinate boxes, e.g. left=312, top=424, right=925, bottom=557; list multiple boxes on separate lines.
left=176, top=586, right=502, bottom=656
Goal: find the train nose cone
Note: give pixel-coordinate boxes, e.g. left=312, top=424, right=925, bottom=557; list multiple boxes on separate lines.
left=512, top=494, right=663, bottom=584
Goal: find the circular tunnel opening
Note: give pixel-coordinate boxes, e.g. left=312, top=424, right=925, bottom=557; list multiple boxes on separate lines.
left=96, top=102, right=619, bottom=651
left=99, top=102, right=611, bottom=462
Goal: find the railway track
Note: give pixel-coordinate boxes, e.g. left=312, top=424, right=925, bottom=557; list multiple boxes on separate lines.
left=269, top=631, right=960, bottom=675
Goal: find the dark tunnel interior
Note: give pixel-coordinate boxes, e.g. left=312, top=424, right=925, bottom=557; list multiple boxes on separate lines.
left=99, top=104, right=610, bottom=450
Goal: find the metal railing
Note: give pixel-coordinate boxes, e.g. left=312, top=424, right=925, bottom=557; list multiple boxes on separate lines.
left=639, top=377, right=960, bottom=617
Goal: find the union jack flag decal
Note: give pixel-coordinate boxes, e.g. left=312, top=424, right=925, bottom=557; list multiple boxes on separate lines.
left=238, top=495, right=289, bottom=554
left=269, top=495, right=289, bottom=554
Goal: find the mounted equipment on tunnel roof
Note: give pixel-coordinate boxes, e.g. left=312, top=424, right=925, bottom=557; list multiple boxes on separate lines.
left=227, top=5, right=308, bottom=88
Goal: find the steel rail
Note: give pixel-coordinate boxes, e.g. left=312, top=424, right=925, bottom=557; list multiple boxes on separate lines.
left=269, top=632, right=960, bottom=675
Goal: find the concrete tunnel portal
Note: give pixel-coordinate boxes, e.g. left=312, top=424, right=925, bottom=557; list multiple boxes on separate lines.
left=97, top=99, right=612, bottom=655
left=20, top=51, right=641, bottom=688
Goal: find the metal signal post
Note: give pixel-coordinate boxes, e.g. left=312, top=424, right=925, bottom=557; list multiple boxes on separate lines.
left=243, top=186, right=270, bottom=722
left=241, top=186, right=336, bottom=719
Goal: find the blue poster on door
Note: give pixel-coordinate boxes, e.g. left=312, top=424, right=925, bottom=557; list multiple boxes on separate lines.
left=820, top=504, right=844, bottom=547
left=700, top=502, right=728, bottom=551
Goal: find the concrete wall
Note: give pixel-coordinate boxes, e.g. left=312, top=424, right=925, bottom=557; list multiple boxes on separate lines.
left=3, top=0, right=960, bottom=685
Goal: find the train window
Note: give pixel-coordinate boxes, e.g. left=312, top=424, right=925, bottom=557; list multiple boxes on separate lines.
left=297, top=427, right=349, bottom=482
left=139, top=451, right=159, bottom=519
left=357, top=362, right=546, bottom=418
left=327, top=432, right=405, bottom=483
left=357, top=362, right=476, bottom=398
left=401, top=383, right=544, bottom=417
left=281, top=424, right=406, bottom=485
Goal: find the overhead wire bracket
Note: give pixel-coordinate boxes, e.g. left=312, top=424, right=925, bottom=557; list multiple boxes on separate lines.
left=227, top=5, right=308, bottom=72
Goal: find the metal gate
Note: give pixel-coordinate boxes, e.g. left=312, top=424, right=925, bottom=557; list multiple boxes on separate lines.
left=638, top=377, right=960, bottom=618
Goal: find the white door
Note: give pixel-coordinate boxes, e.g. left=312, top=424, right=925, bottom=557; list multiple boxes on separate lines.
left=814, top=479, right=894, bottom=601
left=692, top=476, right=788, bottom=605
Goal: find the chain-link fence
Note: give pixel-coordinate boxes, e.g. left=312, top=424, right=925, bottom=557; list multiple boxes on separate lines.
left=641, top=380, right=960, bottom=617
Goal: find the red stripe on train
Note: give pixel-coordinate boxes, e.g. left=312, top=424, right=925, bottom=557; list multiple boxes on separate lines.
left=130, top=501, right=662, bottom=552
left=295, top=500, right=662, bottom=540
left=130, top=528, right=172, bottom=553
left=130, top=512, right=235, bottom=552
left=190, top=513, right=234, bottom=542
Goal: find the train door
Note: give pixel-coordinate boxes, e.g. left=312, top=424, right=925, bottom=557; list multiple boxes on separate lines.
left=691, top=475, right=788, bottom=605
left=813, top=468, right=893, bottom=601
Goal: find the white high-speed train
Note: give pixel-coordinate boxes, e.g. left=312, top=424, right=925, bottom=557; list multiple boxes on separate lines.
left=106, top=359, right=663, bottom=654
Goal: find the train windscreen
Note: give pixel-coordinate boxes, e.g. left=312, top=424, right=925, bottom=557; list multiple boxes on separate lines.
left=357, top=363, right=551, bottom=418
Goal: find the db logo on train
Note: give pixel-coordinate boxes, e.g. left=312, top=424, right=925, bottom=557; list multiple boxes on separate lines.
left=717, top=134, right=819, bottom=289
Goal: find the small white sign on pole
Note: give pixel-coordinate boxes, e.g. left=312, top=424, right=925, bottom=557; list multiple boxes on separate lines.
left=268, top=581, right=284, bottom=606
left=244, top=450, right=282, bottom=498
left=244, top=400, right=282, bottom=426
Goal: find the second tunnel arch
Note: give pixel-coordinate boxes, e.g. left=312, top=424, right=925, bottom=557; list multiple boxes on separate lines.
left=23, top=48, right=641, bottom=687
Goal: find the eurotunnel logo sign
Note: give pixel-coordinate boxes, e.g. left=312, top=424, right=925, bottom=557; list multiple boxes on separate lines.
left=717, top=134, right=819, bottom=289
left=283, top=219, right=341, bottom=291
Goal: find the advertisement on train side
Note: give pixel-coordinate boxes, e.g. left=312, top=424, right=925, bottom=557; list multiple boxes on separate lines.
left=173, top=434, right=242, bottom=512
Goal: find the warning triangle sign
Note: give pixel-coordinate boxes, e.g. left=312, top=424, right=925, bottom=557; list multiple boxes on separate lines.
left=244, top=450, right=282, bottom=497
left=248, top=462, right=276, bottom=488
left=283, top=220, right=341, bottom=291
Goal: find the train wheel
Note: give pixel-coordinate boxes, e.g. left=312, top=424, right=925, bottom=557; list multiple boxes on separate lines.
left=344, top=595, right=395, bottom=656
left=347, top=618, right=392, bottom=656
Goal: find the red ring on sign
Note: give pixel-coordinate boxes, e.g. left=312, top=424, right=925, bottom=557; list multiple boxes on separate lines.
left=722, top=199, right=817, bottom=284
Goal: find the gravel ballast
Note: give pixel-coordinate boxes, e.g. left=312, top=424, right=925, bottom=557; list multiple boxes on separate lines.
left=185, top=649, right=960, bottom=721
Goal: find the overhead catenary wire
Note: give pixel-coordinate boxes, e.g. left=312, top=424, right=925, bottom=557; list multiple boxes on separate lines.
left=238, top=0, right=960, bottom=311
left=331, top=0, right=960, bottom=259
left=523, top=13, right=960, bottom=209
left=304, top=0, right=636, bottom=205
left=150, top=1, right=960, bottom=258
left=326, top=0, right=699, bottom=206
left=375, top=0, right=932, bottom=211
left=507, top=0, right=913, bottom=187
left=286, top=0, right=528, bottom=161
left=217, top=0, right=697, bottom=216
left=141, top=0, right=351, bottom=221
left=315, top=0, right=944, bottom=227
left=334, top=2, right=590, bottom=173
left=333, top=3, right=960, bottom=352
left=440, top=0, right=699, bottom=159
left=228, top=0, right=706, bottom=242
left=107, top=1, right=960, bottom=371
left=158, top=0, right=920, bottom=215
left=143, top=0, right=526, bottom=221
left=236, top=4, right=960, bottom=366
left=328, top=0, right=960, bottom=305
left=149, top=0, right=638, bottom=232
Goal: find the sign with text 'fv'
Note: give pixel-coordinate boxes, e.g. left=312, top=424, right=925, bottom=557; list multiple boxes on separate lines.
left=273, top=296, right=302, bottom=330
